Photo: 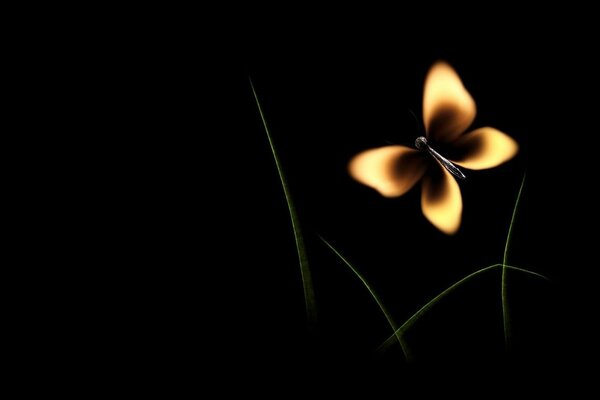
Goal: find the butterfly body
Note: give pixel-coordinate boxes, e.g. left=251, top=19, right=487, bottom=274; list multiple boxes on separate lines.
left=415, top=136, right=466, bottom=180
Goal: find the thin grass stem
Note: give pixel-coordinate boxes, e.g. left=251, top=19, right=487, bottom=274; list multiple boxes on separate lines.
left=319, top=236, right=410, bottom=361
left=502, top=173, right=527, bottom=350
left=250, top=78, right=317, bottom=328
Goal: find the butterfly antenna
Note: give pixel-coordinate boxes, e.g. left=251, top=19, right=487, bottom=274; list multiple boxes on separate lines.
left=407, top=109, right=423, bottom=135
left=384, top=109, right=422, bottom=145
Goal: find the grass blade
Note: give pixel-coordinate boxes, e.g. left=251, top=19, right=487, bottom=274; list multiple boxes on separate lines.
left=250, top=78, right=317, bottom=328
left=319, top=236, right=410, bottom=361
left=507, top=265, right=549, bottom=281
left=377, top=262, right=548, bottom=354
left=502, top=173, right=526, bottom=350
left=377, top=263, right=501, bottom=353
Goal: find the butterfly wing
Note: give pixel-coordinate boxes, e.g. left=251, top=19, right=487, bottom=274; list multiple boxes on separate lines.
left=348, top=146, right=428, bottom=197
left=423, top=61, right=476, bottom=144
left=421, top=163, right=462, bottom=234
left=450, top=127, right=519, bottom=170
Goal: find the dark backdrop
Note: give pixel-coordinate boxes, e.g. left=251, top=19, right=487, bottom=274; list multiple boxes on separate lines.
left=81, top=17, right=597, bottom=385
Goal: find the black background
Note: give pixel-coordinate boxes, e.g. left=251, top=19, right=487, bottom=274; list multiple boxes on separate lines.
left=221, top=30, right=587, bottom=373
left=40, top=13, right=597, bottom=386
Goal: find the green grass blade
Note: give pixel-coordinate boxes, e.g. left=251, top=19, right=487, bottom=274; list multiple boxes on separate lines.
left=502, top=173, right=526, bottom=350
left=377, top=264, right=550, bottom=351
left=319, top=236, right=410, bottom=361
left=506, top=265, right=549, bottom=281
left=250, top=78, right=317, bottom=328
left=377, top=263, right=502, bottom=354
left=376, top=262, right=548, bottom=354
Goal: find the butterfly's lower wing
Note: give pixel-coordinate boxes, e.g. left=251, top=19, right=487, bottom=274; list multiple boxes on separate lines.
left=451, top=127, right=519, bottom=170
left=421, top=163, right=462, bottom=235
left=348, top=146, right=428, bottom=197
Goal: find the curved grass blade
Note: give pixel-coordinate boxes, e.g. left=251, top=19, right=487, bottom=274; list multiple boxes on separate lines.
left=377, top=263, right=500, bottom=353
left=319, top=236, right=411, bottom=361
left=377, top=263, right=548, bottom=354
left=250, top=78, right=317, bottom=328
left=507, top=265, right=549, bottom=281
left=502, top=173, right=527, bottom=350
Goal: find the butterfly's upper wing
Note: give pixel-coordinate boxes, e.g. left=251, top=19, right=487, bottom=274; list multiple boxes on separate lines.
left=348, top=145, right=428, bottom=197
left=450, top=127, right=519, bottom=170
left=423, top=61, right=476, bottom=144
left=424, top=62, right=519, bottom=169
left=421, top=162, right=462, bottom=235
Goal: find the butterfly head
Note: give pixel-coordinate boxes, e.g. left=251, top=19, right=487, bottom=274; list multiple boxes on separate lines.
left=415, top=136, right=428, bottom=151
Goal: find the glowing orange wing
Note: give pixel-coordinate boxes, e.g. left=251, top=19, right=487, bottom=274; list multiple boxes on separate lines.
left=348, top=146, right=428, bottom=197
left=423, top=61, right=476, bottom=144
left=451, top=127, right=519, bottom=170
left=421, top=164, right=462, bottom=234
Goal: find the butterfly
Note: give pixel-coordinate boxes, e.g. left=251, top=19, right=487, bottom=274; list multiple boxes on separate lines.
left=348, top=61, right=519, bottom=234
